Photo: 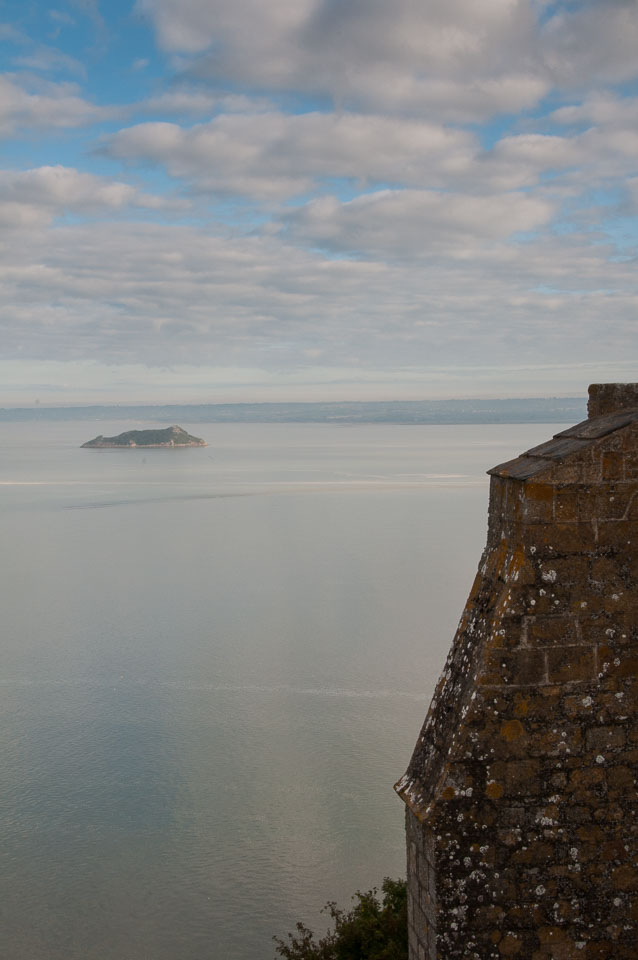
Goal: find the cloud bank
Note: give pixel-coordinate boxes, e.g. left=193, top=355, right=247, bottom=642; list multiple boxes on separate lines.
left=1, top=0, right=637, bottom=401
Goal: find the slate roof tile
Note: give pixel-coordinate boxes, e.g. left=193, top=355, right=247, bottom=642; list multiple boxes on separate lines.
left=555, top=406, right=638, bottom=440
left=524, top=436, right=591, bottom=459
left=488, top=455, right=555, bottom=480
left=488, top=404, right=638, bottom=479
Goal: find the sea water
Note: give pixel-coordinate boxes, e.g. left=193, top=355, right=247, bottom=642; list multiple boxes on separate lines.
left=0, top=420, right=558, bottom=959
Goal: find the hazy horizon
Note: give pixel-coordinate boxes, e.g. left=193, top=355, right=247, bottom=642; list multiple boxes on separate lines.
left=0, top=395, right=587, bottom=425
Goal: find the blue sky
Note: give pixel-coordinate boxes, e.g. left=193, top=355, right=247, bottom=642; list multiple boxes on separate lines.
left=1, top=0, right=637, bottom=404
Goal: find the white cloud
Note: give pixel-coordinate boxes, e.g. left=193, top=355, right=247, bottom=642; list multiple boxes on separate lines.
left=542, top=0, right=638, bottom=88
left=105, top=96, right=637, bottom=205
left=626, top=177, right=638, bottom=214
left=482, top=119, right=638, bottom=192
left=0, top=23, right=28, bottom=43
left=107, top=112, right=477, bottom=200
left=136, top=0, right=313, bottom=57
left=550, top=92, right=638, bottom=128
left=68, top=0, right=106, bottom=39
left=0, top=219, right=635, bottom=383
left=49, top=10, right=77, bottom=27
left=13, top=44, right=86, bottom=77
left=135, top=0, right=550, bottom=118
left=142, top=88, right=268, bottom=116
left=135, top=0, right=638, bottom=119
left=285, top=189, right=555, bottom=258
left=0, top=73, right=112, bottom=135
left=0, top=166, right=168, bottom=228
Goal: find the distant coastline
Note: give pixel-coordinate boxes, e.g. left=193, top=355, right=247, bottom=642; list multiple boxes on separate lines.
left=0, top=397, right=586, bottom=426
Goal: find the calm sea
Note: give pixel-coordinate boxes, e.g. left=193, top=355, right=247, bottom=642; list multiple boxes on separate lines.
left=0, top=420, right=558, bottom=959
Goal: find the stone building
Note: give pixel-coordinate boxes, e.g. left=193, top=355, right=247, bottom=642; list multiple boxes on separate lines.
left=396, top=383, right=638, bottom=959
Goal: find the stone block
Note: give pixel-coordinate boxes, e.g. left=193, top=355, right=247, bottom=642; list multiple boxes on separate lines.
left=523, top=484, right=555, bottom=523
left=585, top=725, right=626, bottom=752
left=554, top=486, right=585, bottom=523
left=544, top=556, right=589, bottom=583
left=593, top=485, right=635, bottom=520
left=546, top=646, right=596, bottom=684
left=596, top=519, right=638, bottom=552
left=529, top=725, right=583, bottom=758
left=488, top=759, right=543, bottom=798
left=624, top=452, right=638, bottom=480
left=611, top=864, right=638, bottom=892
left=525, top=522, right=597, bottom=558
left=589, top=556, right=620, bottom=583
left=579, top=616, right=626, bottom=645
left=480, top=648, right=547, bottom=687
left=512, top=687, right=561, bottom=721
left=602, top=451, right=624, bottom=480
left=566, top=766, right=606, bottom=802
left=581, top=457, right=603, bottom=484
left=526, top=616, right=578, bottom=648
left=597, top=646, right=638, bottom=679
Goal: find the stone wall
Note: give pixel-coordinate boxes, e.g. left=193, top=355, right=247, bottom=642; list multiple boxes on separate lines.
left=396, top=384, right=638, bottom=959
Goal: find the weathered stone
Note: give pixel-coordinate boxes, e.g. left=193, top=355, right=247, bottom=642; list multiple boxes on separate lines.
left=526, top=616, right=578, bottom=648
left=396, top=384, right=638, bottom=959
left=587, top=382, right=638, bottom=419
left=546, top=645, right=596, bottom=684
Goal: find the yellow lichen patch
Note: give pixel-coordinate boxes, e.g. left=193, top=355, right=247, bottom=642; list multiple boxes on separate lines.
left=537, top=926, right=570, bottom=947
left=441, top=785, right=456, bottom=801
left=490, top=539, right=510, bottom=579
left=500, top=720, right=525, bottom=742
left=612, top=865, right=638, bottom=892
left=486, top=781, right=504, bottom=799
left=513, top=697, right=529, bottom=718
left=498, top=933, right=522, bottom=956
left=505, top=545, right=526, bottom=583
left=526, top=482, right=554, bottom=503
left=466, top=571, right=485, bottom=605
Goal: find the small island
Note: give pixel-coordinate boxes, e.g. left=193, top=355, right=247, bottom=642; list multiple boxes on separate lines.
left=81, top=425, right=207, bottom=448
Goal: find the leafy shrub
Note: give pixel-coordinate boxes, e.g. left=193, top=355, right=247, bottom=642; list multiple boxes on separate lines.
left=273, top=877, right=408, bottom=960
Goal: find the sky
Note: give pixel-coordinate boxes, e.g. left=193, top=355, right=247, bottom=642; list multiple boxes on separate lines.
left=1, top=0, right=637, bottom=405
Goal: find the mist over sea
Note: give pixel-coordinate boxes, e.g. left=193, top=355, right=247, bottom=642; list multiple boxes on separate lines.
left=0, top=421, right=561, bottom=959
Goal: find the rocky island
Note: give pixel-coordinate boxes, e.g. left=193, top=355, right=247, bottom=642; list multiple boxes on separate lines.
left=81, top=425, right=207, bottom=448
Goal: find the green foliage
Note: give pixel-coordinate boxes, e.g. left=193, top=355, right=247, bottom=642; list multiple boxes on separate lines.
left=273, top=877, right=408, bottom=960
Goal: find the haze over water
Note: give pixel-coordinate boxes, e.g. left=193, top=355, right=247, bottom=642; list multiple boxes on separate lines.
left=1, top=420, right=558, bottom=959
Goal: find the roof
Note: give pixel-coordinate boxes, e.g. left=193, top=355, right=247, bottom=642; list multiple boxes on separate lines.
left=488, top=404, right=638, bottom=480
